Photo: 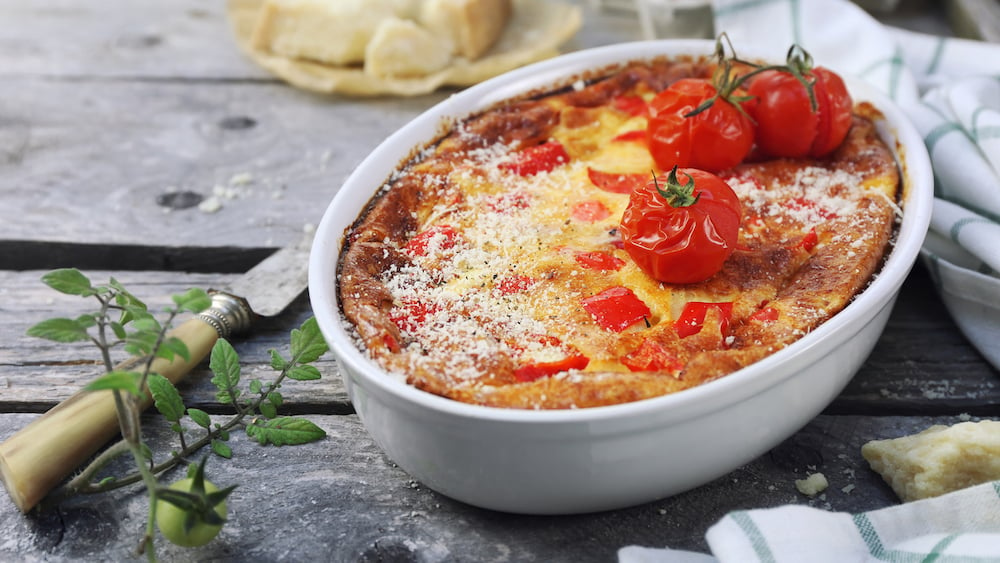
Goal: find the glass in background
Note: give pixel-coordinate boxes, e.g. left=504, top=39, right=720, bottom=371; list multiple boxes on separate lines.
left=634, top=0, right=714, bottom=39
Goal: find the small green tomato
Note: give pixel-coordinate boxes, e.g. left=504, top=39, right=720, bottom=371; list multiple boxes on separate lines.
left=156, top=476, right=228, bottom=547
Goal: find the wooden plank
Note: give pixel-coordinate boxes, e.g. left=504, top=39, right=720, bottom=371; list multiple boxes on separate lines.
left=0, top=412, right=981, bottom=560
left=0, top=78, right=447, bottom=251
left=0, top=1, right=636, bottom=81
left=0, top=270, right=350, bottom=412
left=3, top=265, right=997, bottom=413
left=0, top=0, right=267, bottom=79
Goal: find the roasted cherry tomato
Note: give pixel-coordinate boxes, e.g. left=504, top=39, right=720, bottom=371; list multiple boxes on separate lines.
left=747, top=48, right=852, bottom=158
left=619, top=167, right=742, bottom=284
left=646, top=78, right=754, bottom=172
left=498, top=141, right=570, bottom=176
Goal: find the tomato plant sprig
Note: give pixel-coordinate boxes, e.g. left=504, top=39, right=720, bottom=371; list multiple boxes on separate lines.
left=23, top=269, right=330, bottom=561
left=681, top=34, right=758, bottom=122
left=691, top=35, right=854, bottom=159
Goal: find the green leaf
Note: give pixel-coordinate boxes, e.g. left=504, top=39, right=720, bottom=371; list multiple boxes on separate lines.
left=187, top=408, right=211, bottom=429
left=173, top=288, right=211, bottom=314
left=111, top=279, right=147, bottom=323
left=259, top=402, right=277, bottom=419
left=132, top=317, right=162, bottom=333
left=289, top=317, right=328, bottom=364
left=148, top=374, right=185, bottom=423
left=286, top=365, right=321, bottom=381
left=209, top=339, right=241, bottom=400
left=74, top=314, right=98, bottom=329
left=159, top=336, right=191, bottom=363
left=269, top=349, right=288, bottom=371
left=41, top=269, right=96, bottom=297
left=109, top=321, right=127, bottom=340
left=245, top=417, right=326, bottom=446
left=211, top=439, right=232, bottom=459
left=118, top=301, right=151, bottom=327
left=85, top=371, right=141, bottom=395
left=217, top=388, right=242, bottom=405
left=249, top=379, right=262, bottom=395
left=124, top=330, right=158, bottom=358
left=267, top=392, right=283, bottom=408
left=26, top=318, right=91, bottom=342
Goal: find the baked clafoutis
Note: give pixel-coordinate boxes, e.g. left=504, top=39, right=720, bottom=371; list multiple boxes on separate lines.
left=337, top=53, right=901, bottom=409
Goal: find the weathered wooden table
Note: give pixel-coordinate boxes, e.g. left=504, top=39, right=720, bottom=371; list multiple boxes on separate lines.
left=2, top=1, right=997, bottom=561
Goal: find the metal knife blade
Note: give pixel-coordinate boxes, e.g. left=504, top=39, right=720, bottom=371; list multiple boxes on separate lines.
left=226, top=231, right=314, bottom=317
left=0, top=233, right=314, bottom=513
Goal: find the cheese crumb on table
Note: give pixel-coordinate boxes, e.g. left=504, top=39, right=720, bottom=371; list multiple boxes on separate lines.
left=795, top=472, right=829, bottom=497
left=862, top=420, right=1000, bottom=502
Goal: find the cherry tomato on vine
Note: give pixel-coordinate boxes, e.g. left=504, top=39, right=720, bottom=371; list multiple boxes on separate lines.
left=646, top=78, right=754, bottom=172
left=619, top=167, right=742, bottom=284
left=157, top=478, right=228, bottom=547
left=156, top=459, right=234, bottom=548
left=747, top=50, right=853, bottom=158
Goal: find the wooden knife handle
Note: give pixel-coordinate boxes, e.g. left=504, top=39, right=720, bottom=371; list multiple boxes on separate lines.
left=0, top=292, right=252, bottom=513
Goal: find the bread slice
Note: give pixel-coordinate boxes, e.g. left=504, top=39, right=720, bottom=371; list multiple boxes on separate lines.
left=364, top=18, right=454, bottom=79
left=251, top=0, right=398, bottom=65
left=419, top=0, right=512, bottom=60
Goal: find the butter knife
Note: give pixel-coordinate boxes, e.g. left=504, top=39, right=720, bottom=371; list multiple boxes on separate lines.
left=0, top=233, right=313, bottom=513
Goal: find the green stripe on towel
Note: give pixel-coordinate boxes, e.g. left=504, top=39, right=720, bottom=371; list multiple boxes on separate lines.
left=853, top=513, right=888, bottom=558
left=730, top=511, right=777, bottom=563
left=927, top=37, right=946, bottom=75
left=950, top=217, right=995, bottom=245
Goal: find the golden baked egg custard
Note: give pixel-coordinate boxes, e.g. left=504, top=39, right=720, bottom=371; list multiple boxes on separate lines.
left=337, top=54, right=901, bottom=409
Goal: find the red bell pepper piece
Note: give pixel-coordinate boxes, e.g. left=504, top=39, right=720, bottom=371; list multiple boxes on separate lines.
left=586, top=168, right=648, bottom=194
left=406, top=225, right=460, bottom=257
left=582, top=286, right=651, bottom=332
left=495, top=275, right=535, bottom=295
left=797, top=228, right=819, bottom=252
left=574, top=250, right=625, bottom=271
left=613, top=94, right=649, bottom=117
left=674, top=301, right=733, bottom=339
left=611, top=130, right=648, bottom=143
left=571, top=200, right=611, bottom=222
left=514, top=352, right=590, bottom=382
left=620, top=338, right=684, bottom=373
left=786, top=197, right=838, bottom=220
left=498, top=141, right=570, bottom=176
left=389, top=300, right=441, bottom=334
left=749, top=306, right=780, bottom=323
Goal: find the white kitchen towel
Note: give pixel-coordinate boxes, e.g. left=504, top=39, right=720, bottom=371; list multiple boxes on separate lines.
left=618, top=0, right=1000, bottom=560
left=619, top=480, right=1000, bottom=562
